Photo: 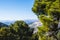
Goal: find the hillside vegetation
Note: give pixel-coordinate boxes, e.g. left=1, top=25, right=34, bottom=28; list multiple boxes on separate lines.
left=0, top=21, right=38, bottom=40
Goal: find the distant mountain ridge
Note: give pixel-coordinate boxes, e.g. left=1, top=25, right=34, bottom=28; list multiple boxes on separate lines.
left=0, top=20, right=38, bottom=25
left=0, top=22, right=8, bottom=27
left=24, top=19, right=38, bottom=25
left=0, top=20, right=15, bottom=25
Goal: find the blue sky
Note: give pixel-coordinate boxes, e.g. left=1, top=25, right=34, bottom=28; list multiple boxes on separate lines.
left=0, top=0, right=38, bottom=20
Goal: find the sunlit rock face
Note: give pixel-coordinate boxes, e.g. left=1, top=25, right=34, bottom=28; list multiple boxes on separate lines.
left=29, top=21, right=42, bottom=28
left=29, top=21, right=42, bottom=33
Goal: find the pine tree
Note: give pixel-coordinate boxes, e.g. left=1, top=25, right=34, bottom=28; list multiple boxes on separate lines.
left=32, top=0, right=60, bottom=40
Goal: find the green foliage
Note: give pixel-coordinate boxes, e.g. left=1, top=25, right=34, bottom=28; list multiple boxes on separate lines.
left=32, top=0, right=60, bottom=16
left=10, top=21, right=34, bottom=40
left=0, top=20, right=36, bottom=40
left=32, top=0, right=60, bottom=40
